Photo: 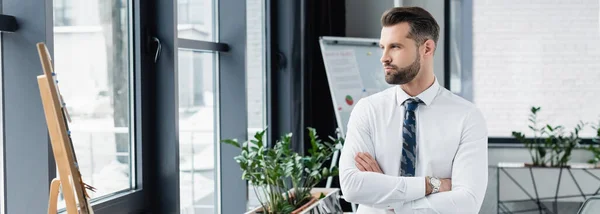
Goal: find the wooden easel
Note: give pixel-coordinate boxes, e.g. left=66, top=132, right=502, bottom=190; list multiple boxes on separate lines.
left=36, top=42, right=94, bottom=214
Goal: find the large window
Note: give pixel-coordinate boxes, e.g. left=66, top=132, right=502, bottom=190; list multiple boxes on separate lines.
left=178, top=50, right=217, bottom=214
left=177, top=0, right=257, bottom=212
left=3, top=0, right=247, bottom=212
left=448, top=0, right=464, bottom=96
left=245, top=0, right=266, bottom=211
left=52, top=0, right=134, bottom=208
left=178, top=0, right=214, bottom=41
left=177, top=0, right=218, bottom=213
left=53, top=0, right=73, bottom=26
left=451, top=0, right=600, bottom=138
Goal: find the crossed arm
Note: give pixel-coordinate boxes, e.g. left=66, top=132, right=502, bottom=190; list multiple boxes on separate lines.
left=354, top=152, right=452, bottom=195
left=338, top=100, right=489, bottom=213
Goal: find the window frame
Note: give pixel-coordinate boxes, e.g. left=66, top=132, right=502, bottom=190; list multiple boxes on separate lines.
left=210, top=0, right=249, bottom=212
left=149, top=0, right=248, bottom=213
left=445, top=0, right=473, bottom=101
left=3, top=0, right=147, bottom=213
left=2, top=0, right=250, bottom=212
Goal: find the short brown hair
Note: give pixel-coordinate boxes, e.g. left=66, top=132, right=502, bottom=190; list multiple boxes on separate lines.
left=381, top=7, right=440, bottom=47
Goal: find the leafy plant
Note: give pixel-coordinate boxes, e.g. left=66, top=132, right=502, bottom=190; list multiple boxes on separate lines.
left=513, top=107, right=586, bottom=167
left=547, top=121, right=585, bottom=167
left=221, top=127, right=343, bottom=214
left=541, top=124, right=563, bottom=167
left=512, top=107, right=548, bottom=166
left=587, top=121, right=600, bottom=166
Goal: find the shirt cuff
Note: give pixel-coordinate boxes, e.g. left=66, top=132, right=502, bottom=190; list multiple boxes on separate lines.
left=377, top=177, right=427, bottom=211
left=403, top=176, right=426, bottom=201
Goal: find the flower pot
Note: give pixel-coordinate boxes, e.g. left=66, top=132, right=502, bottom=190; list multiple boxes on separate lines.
left=523, top=163, right=571, bottom=168
left=245, top=188, right=342, bottom=214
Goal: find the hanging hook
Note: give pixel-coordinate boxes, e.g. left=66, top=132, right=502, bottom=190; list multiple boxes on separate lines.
left=0, top=14, right=18, bottom=33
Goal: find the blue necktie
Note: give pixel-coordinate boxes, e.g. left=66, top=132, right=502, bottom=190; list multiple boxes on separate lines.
left=401, top=98, right=421, bottom=177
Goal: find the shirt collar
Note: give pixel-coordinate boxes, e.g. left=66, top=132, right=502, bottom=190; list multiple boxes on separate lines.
left=396, top=77, right=440, bottom=106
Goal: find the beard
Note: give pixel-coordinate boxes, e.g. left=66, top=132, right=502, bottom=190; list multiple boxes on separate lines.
left=384, top=53, right=421, bottom=85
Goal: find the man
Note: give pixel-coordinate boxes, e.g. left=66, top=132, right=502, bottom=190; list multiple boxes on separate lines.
left=339, top=7, right=488, bottom=214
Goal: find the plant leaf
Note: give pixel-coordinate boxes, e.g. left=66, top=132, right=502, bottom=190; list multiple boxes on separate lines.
left=221, top=139, right=240, bottom=148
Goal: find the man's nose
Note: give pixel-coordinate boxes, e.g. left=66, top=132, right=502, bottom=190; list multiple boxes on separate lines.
left=380, top=53, right=391, bottom=64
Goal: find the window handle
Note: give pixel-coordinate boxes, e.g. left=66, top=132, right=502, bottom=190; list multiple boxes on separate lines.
left=0, top=14, right=18, bottom=33
left=152, top=36, right=162, bottom=63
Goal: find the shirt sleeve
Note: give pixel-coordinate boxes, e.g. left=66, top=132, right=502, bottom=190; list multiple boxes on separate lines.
left=410, top=107, right=489, bottom=214
left=339, top=99, right=426, bottom=209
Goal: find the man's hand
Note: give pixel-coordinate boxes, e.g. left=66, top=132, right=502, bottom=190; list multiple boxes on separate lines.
left=440, top=178, right=452, bottom=192
left=354, top=152, right=454, bottom=195
left=354, top=152, right=383, bottom=173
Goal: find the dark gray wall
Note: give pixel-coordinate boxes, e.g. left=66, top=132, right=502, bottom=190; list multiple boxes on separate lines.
left=345, top=0, right=394, bottom=38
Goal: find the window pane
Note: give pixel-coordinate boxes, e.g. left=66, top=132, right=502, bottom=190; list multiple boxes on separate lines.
left=179, top=50, right=216, bottom=214
left=449, top=0, right=462, bottom=94
left=178, top=0, right=215, bottom=41
left=473, top=1, right=600, bottom=138
left=53, top=0, right=133, bottom=208
left=246, top=0, right=266, bottom=211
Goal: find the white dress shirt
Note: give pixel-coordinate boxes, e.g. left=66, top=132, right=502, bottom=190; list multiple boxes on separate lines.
left=339, top=78, right=488, bottom=214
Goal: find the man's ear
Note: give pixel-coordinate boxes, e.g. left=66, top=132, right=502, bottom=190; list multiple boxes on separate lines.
left=424, top=40, right=436, bottom=56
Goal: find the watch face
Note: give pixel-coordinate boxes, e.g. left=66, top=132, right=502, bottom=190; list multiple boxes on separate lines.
left=432, top=178, right=441, bottom=186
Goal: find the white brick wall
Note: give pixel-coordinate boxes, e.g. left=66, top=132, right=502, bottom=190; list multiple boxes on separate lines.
left=473, top=0, right=600, bottom=138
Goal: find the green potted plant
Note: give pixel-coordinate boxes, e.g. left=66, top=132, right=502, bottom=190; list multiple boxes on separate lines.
left=221, top=127, right=344, bottom=214
left=587, top=121, right=600, bottom=167
left=512, top=107, right=549, bottom=167
left=512, top=107, right=585, bottom=168
left=546, top=121, right=585, bottom=168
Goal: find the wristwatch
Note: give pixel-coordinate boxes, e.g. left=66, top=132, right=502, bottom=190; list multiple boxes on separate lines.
left=428, top=176, right=441, bottom=194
